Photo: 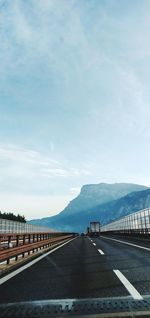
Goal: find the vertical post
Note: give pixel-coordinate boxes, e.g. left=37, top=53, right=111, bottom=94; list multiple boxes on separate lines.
left=0, top=235, right=2, bottom=250
left=8, top=235, right=11, bottom=248
left=140, top=211, right=143, bottom=234
left=148, top=209, right=150, bottom=234
left=23, top=235, right=26, bottom=246
left=144, top=209, right=147, bottom=234
left=16, top=235, right=19, bottom=247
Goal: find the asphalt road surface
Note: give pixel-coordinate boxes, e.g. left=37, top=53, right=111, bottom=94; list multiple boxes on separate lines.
left=0, top=235, right=150, bottom=303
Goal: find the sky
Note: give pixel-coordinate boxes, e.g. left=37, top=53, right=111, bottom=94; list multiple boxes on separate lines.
left=1, top=0, right=150, bottom=220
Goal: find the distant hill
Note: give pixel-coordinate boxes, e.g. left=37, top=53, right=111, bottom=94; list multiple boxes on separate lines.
left=29, top=183, right=149, bottom=232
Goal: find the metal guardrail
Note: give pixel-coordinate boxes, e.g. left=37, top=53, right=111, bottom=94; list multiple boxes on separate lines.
left=0, top=218, right=55, bottom=234
left=101, top=207, right=150, bottom=234
left=0, top=234, right=73, bottom=265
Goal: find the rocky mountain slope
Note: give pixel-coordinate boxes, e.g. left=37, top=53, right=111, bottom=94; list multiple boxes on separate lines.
left=29, top=183, right=149, bottom=232
left=58, top=183, right=148, bottom=216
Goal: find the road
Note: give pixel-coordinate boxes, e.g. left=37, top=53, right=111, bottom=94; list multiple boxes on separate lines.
left=0, top=235, right=150, bottom=303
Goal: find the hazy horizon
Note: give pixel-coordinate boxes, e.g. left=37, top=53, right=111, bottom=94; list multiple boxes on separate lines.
left=1, top=0, right=150, bottom=219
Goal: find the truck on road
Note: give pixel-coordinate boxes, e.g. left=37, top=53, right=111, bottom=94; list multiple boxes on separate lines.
left=87, top=221, right=100, bottom=237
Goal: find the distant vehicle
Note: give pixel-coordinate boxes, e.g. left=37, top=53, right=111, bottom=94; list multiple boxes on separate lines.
left=88, top=221, right=100, bottom=237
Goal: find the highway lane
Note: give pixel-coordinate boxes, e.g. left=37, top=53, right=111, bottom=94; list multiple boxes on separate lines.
left=0, top=236, right=127, bottom=302
left=0, top=235, right=150, bottom=303
left=96, top=235, right=150, bottom=296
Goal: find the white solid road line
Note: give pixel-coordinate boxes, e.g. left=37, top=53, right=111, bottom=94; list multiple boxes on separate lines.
left=101, top=235, right=150, bottom=252
left=93, top=243, right=96, bottom=246
left=98, top=249, right=104, bottom=255
left=0, top=237, right=77, bottom=286
left=113, top=269, right=143, bottom=300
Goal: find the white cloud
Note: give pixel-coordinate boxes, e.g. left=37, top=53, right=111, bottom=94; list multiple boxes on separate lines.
left=0, top=144, right=64, bottom=179
left=0, top=143, right=93, bottom=186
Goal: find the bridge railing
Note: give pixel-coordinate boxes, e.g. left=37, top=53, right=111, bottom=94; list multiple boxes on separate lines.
left=101, top=207, right=150, bottom=234
left=0, top=218, right=55, bottom=234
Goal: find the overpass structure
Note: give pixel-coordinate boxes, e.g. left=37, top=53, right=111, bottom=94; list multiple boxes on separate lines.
left=0, top=209, right=150, bottom=317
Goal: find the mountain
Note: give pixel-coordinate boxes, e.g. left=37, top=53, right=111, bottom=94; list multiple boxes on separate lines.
left=58, top=183, right=148, bottom=216
left=88, top=188, right=150, bottom=225
left=29, top=183, right=149, bottom=232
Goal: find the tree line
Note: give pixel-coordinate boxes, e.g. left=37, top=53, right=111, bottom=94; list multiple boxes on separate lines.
left=0, top=211, right=26, bottom=223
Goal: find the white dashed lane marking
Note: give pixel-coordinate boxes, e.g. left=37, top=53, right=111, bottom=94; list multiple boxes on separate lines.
left=98, top=249, right=104, bottom=255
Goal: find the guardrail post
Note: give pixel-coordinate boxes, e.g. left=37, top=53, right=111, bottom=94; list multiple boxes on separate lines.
left=8, top=236, right=12, bottom=248
left=0, top=236, right=2, bottom=249
left=144, top=210, right=147, bottom=234
left=16, top=235, right=19, bottom=247
left=23, top=235, right=26, bottom=245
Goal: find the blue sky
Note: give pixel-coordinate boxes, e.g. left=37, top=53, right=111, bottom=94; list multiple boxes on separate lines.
left=1, top=0, right=150, bottom=219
